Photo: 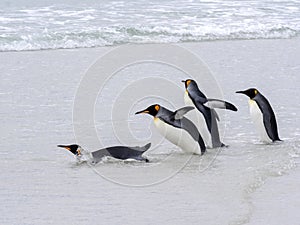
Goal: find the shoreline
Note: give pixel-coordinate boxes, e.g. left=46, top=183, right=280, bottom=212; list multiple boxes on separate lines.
left=1, top=37, right=299, bottom=225
left=1, top=36, right=300, bottom=54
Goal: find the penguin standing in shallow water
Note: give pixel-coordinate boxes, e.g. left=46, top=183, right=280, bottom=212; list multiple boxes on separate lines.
left=236, top=88, right=281, bottom=143
left=135, top=104, right=206, bottom=155
left=182, top=79, right=238, bottom=148
left=57, top=143, right=151, bottom=163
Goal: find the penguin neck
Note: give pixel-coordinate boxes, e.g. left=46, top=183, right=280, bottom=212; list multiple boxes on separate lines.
left=188, top=85, right=207, bottom=99
left=156, top=107, right=172, bottom=118
left=76, top=147, right=92, bottom=163
left=184, top=90, right=194, bottom=106
left=248, top=99, right=256, bottom=104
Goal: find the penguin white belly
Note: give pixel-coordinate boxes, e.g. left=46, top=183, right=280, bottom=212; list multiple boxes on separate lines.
left=184, top=91, right=212, bottom=148
left=249, top=100, right=272, bottom=143
left=154, top=117, right=201, bottom=154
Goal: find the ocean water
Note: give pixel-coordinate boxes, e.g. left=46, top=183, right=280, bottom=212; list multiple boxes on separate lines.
left=0, top=0, right=300, bottom=51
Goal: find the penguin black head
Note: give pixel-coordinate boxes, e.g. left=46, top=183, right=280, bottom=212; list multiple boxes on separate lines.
left=236, top=88, right=259, bottom=99
left=57, top=144, right=82, bottom=156
left=135, top=104, right=160, bottom=117
left=182, top=79, right=196, bottom=89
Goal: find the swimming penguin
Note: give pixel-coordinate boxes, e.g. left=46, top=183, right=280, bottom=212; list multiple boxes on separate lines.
left=135, top=104, right=206, bottom=155
left=57, top=143, right=151, bottom=163
left=236, top=88, right=281, bottom=143
left=182, top=79, right=238, bottom=148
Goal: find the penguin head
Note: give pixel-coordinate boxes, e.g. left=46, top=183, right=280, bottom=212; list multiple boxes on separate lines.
left=135, top=104, right=160, bottom=117
left=181, top=79, right=199, bottom=93
left=57, top=144, right=82, bottom=156
left=236, top=88, right=259, bottom=99
left=182, top=79, right=196, bottom=89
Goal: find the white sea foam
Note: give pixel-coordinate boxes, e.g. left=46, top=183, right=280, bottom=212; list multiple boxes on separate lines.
left=0, top=0, right=299, bottom=51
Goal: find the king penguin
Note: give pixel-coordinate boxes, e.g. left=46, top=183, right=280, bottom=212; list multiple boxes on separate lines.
left=182, top=79, right=238, bottom=148
left=57, top=143, right=151, bottom=163
left=135, top=104, right=206, bottom=155
left=236, top=88, right=281, bottom=143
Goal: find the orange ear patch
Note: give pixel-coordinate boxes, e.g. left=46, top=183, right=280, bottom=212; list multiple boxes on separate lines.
left=186, top=80, right=191, bottom=86
left=155, top=105, right=160, bottom=111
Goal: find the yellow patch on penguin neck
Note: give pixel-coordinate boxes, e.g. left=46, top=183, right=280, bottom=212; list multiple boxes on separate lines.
left=254, top=89, right=258, bottom=95
left=249, top=99, right=255, bottom=104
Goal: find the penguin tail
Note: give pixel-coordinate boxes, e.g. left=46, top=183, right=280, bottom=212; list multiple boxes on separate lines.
left=142, top=143, right=151, bottom=151
left=132, top=143, right=151, bottom=151
left=198, top=135, right=206, bottom=155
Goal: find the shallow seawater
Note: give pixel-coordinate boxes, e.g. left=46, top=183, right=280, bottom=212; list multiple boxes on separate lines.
left=0, top=39, right=300, bottom=224
left=0, top=0, right=300, bottom=51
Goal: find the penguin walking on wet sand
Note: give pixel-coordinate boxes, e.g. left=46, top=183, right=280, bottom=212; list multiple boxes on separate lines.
left=236, top=88, right=281, bottom=143
left=135, top=104, right=206, bottom=155
left=57, top=143, right=151, bottom=163
left=182, top=79, right=238, bottom=148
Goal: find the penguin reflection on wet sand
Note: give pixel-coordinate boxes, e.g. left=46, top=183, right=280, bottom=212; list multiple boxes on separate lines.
left=182, top=79, right=238, bottom=148
left=135, top=104, right=206, bottom=155
left=236, top=88, right=281, bottom=143
left=57, top=143, right=151, bottom=163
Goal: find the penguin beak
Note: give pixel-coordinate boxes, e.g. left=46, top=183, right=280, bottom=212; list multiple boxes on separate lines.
left=181, top=80, right=187, bottom=89
left=236, top=90, right=245, bottom=95
left=57, top=145, right=71, bottom=151
left=135, top=109, right=149, bottom=115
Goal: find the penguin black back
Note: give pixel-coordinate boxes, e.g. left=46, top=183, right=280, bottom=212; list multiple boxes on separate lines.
left=93, top=143, right=151, bottom=162
left=254, top=92, right=281, bottom=141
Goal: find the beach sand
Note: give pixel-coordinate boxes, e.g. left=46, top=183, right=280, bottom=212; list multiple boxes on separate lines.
left=1, top=38, right=299, bottom=224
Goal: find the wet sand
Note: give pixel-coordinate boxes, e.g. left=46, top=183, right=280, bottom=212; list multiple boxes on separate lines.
left=1, top=38, right=299, bottom=225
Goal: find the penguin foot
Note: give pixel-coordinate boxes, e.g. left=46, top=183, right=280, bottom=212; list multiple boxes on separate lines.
left=221, top=143, right=229, bottom=148
left=212, top=143, right=228, bottom=148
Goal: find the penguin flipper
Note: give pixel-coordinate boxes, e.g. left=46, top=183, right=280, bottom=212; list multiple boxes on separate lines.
left=212, top=109, right=220, bottom=121
left=174, top=106, right=195, bottom=120
left=204, top=99, right=238, bottom=111
left=263, top=113, right=280, bottom=141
